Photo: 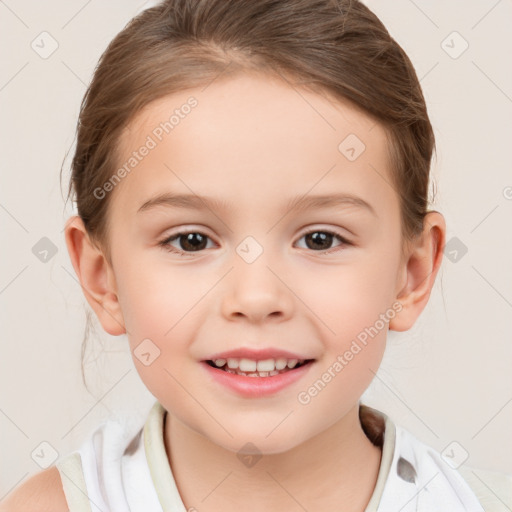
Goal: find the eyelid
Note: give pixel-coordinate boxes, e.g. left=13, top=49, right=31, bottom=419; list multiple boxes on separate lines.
left=158, top=226, right=217, bottom=252
left=297, top=224, right=353, bottom=240
left=159, top=225, right=215, bottom=241
left=295, top=227, right=354, bottom=253
left=158, top=224, right=354, bottom=256
left=158, top=225, right=353, bottom=243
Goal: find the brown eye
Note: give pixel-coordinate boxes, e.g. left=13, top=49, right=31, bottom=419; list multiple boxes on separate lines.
left=296, top=230, right=351, bottom=252
left=177, top=233, right=208, bottom=251
left=159, top=231, right=214, bottom=254
left=305, top=231, right=333, bottom=250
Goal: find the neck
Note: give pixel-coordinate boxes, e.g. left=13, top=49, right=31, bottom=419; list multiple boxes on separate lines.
left=164, top=403, right=382, bottom=512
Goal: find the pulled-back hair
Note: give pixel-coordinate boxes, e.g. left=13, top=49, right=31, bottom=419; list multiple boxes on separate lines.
left=62, top=0, right=437, bottom=389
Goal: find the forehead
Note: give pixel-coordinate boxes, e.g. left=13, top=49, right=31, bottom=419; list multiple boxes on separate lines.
left=111, top=71, right=396, bottom=221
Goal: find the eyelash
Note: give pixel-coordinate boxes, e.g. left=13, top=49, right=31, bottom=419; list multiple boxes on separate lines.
left=157, top=229, right=353, bottom=256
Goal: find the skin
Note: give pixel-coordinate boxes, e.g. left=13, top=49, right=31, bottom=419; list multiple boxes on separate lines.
left=65, top=71, right=446, bottom=512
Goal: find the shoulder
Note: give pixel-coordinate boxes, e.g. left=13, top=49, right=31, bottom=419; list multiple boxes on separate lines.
left=387, top=422, right=511, bottom=511
left=0, top=466, right=68, bottom=512
left=458, top=465, right=512, bottom=511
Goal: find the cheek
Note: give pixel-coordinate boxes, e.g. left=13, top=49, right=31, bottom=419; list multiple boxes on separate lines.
left=117, top=274, right=195, bottom=405
left=117, top=261, right=202, bottom=335
left=115, top=262, right=202, bottom=374
left=297, top=259, right=397, bottom=337
left=293, top=256, right=394, bottom=388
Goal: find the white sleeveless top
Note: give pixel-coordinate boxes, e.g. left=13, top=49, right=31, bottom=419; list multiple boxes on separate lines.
left=55, top=400, right=511, bottom=512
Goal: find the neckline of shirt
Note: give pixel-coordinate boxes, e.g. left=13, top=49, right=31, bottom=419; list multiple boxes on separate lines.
left=142, top=400, right=396, bottom=512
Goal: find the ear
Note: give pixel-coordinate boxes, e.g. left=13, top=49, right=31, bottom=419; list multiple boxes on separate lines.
left=64, top=215, right=126, bottom=336
left=389, top=211, right=446, bottom=332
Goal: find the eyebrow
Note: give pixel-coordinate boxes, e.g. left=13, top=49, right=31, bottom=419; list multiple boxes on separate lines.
left=285, top=193, right=377, bottom=217
left=137, top=192, right=377, bottom=217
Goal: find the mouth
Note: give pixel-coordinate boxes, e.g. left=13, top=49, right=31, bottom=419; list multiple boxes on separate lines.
left=204, top=358, right=315, bottom=377
left=201, top=357, right=317, bottom=397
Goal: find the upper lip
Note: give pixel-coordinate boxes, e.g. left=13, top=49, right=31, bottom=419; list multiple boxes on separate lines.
left=204, top=347, right=315, bottom=362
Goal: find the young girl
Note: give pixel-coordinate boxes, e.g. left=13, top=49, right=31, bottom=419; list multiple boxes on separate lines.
left=4, top=0, right=511, bottom=511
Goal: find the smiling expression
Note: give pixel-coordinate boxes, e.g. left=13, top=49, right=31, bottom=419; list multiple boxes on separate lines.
left=101, top=71, right=407, bottom=453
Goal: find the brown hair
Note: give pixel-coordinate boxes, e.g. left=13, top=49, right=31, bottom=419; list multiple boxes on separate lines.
left=62, top=0, right=437, bottom=390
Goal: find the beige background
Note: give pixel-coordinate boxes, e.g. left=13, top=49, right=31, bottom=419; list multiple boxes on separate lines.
left=1, top=0, right=511, bottom=500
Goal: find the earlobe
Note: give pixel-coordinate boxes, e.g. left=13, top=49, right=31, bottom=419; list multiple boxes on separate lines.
left=64, top=216, right=126, bottom=336
left=389, top=212, right=446, bottom=332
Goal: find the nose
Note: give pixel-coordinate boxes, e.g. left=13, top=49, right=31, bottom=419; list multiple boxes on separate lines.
left=220, top=252, right=294, bottom=324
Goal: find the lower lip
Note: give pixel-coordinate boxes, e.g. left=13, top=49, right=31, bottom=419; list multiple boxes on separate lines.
left=201, top=360, right=315, bottom=398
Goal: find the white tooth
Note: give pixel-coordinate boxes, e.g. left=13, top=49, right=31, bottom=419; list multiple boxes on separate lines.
left=275, top=358, right=288, bottom=370
left=247, top=373, right=259, bottom=377
left=214, top=359, right=226, bottom=367
left=269, top=370, right=279, bottom=376
left=256, top=359, right=275, bottom=372
left=239, top=358, right=257, bottom=372
left=227, top=358, right=239, bottom=369
left=287, top=359, right=298, bottom=369
left=258, top=371, right=269, bottom=377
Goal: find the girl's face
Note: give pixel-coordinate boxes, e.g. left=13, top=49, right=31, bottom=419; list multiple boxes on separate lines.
left=105, top=72, right=407, bottom=454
